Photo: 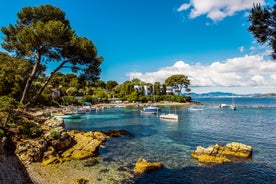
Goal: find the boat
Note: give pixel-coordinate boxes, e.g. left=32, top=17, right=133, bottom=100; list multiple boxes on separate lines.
left=160, top=113, right=179, bottom=120
left=160, top=106, right=178, bottom=120
left=77, top=105, right=97, bottom=114
left=230, top=94, right=237, bottom=110
left=188, top=105, right=203, bottom=111
left=51, top=110, right=81, bottom=119
left=219, top=104, right=229, bottom=108
left=140, top=106, right=161, bottom=114
left=53, top=113, right=81, bottom=119
left=229, top=104, right=236, bottom=110
left=218, top=94, right=236, bottom=110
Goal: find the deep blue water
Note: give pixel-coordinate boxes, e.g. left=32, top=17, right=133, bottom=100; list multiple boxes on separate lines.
left=64, top=97, right=276, bottom=184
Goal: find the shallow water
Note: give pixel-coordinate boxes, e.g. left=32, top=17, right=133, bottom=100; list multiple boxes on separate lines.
left=64, top=98, right=276, bottom=183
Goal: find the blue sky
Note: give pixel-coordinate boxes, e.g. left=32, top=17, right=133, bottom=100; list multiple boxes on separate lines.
left=1, top=0, right=276, bottom=94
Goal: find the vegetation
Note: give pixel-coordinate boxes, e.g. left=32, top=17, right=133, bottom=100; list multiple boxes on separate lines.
left=165, top=74, right=191, bottom=94
left=248, top=3, right=276, bottom=59
left=1, top=4, right=102, bottom=108
left=0, top=4, right=192, bottom=114
left=0, top=96, right=19, bottom=129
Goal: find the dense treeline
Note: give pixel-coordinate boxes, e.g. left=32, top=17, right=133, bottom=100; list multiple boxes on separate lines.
left=0, top=54, right=191, bottom=106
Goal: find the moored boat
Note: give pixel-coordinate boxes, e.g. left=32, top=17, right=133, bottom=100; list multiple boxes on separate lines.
left=140, top=106, right=161, bottom=114
left=160, top=113, right=179, bottom=120
left=53, top=113, right=81, bottom=119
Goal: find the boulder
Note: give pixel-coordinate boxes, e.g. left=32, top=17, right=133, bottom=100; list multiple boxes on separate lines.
left=224, top=142, right=252, bottom=158
left=61, top=131, right=106, bottom=160
left=105, top=129, right=133, bottom=138
left=15, top=138, right=48, bottom=163
left=134, top=158, right=163, bottom=174
left=191, top=142, right=252, bottom=164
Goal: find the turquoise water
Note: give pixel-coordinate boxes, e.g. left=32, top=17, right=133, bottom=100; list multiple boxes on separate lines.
left=64, top=98, right=276, bottom=183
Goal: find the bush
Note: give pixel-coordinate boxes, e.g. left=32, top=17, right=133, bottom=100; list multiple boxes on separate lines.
left=18, top=121, right=42, bottom=138
left=0, top=128, right=5, bottom=136
left=50, top=130, right=60, bottom=139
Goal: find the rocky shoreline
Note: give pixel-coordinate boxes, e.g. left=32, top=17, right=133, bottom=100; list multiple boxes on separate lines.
left=0, top=104, right=252, bottom=183
left=0, top=108, right=135, bottom=184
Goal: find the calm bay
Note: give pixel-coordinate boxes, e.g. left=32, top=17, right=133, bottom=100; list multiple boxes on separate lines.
left=64, top=97, right=276, bottom=183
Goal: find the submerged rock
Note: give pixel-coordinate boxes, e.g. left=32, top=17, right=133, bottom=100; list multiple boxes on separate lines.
left=105, top=129, right=133, bottom=138
left=134, top=158, right=163, bottom=174
left=191, top=142, right=253, bottom=164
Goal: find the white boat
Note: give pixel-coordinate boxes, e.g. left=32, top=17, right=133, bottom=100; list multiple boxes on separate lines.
left=160, top=113, right=179, bottom=120
left=230, top=94, right=237, bottom=110
left=188, top=106, right=203, bottom=111
left=53, top=113, right=81, bottom=119
left=160, top=106, right=178, bottom=120
left=229, top=104, right=236, bottom=110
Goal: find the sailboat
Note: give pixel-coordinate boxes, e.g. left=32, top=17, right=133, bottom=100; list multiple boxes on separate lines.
left=229, top=93, right=236, bottom=110
left=160, top=106, right=179, bottom=120
left=189, top=96, right=203, bottom=111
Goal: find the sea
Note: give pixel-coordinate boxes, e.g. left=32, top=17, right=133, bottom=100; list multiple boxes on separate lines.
left=64, top=97, right=276, bottom=184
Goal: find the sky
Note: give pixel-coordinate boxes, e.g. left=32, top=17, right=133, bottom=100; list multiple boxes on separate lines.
left=0, top=0, right=276, bottom=94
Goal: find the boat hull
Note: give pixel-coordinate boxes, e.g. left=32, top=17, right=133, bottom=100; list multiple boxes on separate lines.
left=160, top=113, right=179, bottom=120
left=54, top=114, right=81, bottom=119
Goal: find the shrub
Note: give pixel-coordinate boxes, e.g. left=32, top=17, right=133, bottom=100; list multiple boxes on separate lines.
left=50, top=130, right=61, bottom=139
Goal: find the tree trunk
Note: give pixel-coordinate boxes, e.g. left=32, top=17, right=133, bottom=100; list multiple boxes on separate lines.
left=20, top=53, right=41, bottom=104
left=25, top=60, right=69, bottom=108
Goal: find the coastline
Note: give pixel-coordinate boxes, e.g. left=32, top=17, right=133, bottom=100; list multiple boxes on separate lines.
left=25, top=161, right=110, bottom=184
left=2, top=102, right=194, bottom=184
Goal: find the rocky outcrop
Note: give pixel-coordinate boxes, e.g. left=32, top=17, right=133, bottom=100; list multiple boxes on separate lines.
left=134, top=158, right=163, bottom=174
left=191, top=142, right=252, bottom=164
left=13, top=116, right=134, bottom=165
left=61, top=130, right=108, bottom=160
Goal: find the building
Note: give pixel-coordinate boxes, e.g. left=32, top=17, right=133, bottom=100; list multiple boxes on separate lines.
left=134, top=85, right=180, bottom=96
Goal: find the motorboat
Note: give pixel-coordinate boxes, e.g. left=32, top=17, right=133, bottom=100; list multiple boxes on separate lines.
left=53, top=113, right=81, bottom=119
left=140, top=106, right=161, bottom=114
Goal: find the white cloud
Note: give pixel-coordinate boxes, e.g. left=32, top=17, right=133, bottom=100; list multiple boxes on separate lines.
left=127, top=54, right=276, bottom=89
left=240, top=46, right=245, bottom=53
left=177, top=0, right=265, bottom=22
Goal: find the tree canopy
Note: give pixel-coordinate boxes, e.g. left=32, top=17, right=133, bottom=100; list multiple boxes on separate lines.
left=165, top=74, right=191, bottom=94
left=248, top=3, right=276, bottom=59
left=1, top=4, right=103, bottom=107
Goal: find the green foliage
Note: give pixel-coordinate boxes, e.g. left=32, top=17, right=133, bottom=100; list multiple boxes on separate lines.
left=0, top=53, right=32, bottom=100
left=66, top=87, right=77, bottom=96
left=106, top=80, right=118, bottom=91
left=0, top=96, right=18, bottom=112
left=1, top=4, right=102, bottom=107
left=0, top=128, right=5, bottom=135
left=50, top=130, right=61, bottom=139
left=62, top=96, right=80, bottom=105
left=81, top=95, right=97, bottom=104
left=18, top=120, right=42, bottom=138
left=94, top=88, right=108, bottom=101
left=165, top=74, right=191, bottom=94
left=248, top=3, right=276, bottom=59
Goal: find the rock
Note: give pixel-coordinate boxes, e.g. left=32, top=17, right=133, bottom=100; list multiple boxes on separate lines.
left=15, top=138, right=48, bottom=163
left=44, top=117, right=65, bottom=129
left=224, top=142, right=252, bottom=158
left=191, top=142, right=253, bottom=164
left=134, top=158, right=163, bottom=174
left=105, top=129, right=133, bottom=138
left=83, top=157, right=99, bottom=167
left=44, top=129, right=72, bottom=151
left=62, top=131, right=105, bottom=160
